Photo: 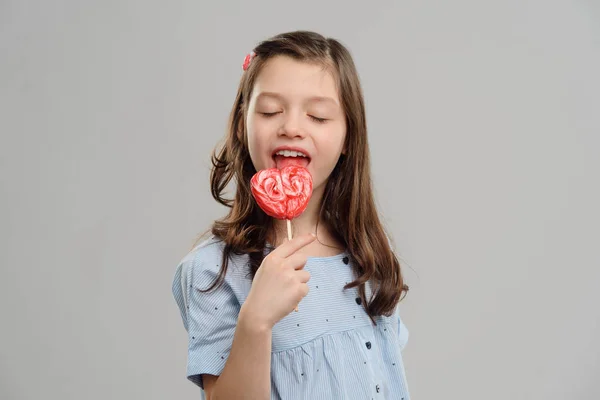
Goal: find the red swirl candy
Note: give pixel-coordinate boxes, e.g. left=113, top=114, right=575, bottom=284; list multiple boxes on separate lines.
left=250, top=166, right=313, bottom=220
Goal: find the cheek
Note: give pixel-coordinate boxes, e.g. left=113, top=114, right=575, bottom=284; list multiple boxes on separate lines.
left=245, top=116, right=260, bottom=167
left=311, top=126, right=346, bottom=185
left=246, top=118, right=273, bottom=170
left=320, top=125, right=346, bottom=159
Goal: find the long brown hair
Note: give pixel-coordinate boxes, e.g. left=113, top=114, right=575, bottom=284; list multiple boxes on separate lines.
left=200, top=30, right=408, bottom=322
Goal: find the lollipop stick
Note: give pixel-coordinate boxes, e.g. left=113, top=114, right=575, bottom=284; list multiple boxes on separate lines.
left=287, top=219, right=299, bottom=312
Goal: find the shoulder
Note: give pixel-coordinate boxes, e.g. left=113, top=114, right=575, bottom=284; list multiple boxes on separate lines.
left=183, top=235, right=226, bottom=267
left=171, top=236, right=222, bottom=322
left=178, top=235, right=226, bottom=285
left=174, top=235, right=253, bottom=290
left=171, top=235, right=252, bottom=319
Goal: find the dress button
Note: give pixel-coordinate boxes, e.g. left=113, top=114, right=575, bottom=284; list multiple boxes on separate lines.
left=342, top=256, right=349, bottom=264
left=366, top=341, right=372, bottom=349
left=376, top=384, right=380, bottom=393
left=355, top=297, right=362, bottom=305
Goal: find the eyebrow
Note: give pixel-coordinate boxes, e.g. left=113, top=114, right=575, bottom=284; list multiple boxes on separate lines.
left=256, top=92, right=339, bottom=107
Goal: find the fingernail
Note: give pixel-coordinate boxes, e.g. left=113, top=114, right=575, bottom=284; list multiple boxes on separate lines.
left=310, top=233, right=316, bottom=238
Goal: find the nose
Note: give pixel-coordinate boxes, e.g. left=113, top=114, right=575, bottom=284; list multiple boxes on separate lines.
left=278, top=112, right=305, bottom=138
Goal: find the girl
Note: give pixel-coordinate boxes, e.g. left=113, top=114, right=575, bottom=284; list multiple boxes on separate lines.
left=172, top=30, right=410, bottom=399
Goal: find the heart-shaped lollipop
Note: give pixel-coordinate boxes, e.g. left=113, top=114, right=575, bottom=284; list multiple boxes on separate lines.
left=250, top=165, right=313, bottom=221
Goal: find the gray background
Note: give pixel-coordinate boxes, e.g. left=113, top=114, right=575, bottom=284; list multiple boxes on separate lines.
left=1, top=1, right=599, bottom=399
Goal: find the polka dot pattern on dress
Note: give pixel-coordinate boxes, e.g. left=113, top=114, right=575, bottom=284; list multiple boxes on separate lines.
left=172, top=235, right=411, bottom=399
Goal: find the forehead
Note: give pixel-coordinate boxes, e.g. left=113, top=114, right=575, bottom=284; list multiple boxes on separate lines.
left=252, top=56, right=339, bottom=104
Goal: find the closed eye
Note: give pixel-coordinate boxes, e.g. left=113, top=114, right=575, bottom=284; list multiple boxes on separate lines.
left=260, top=112, right=281, bottom=117
left=309, top=115, right=328, bottom=123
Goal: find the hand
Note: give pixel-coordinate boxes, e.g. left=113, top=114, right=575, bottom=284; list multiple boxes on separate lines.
left=242, top=233, right=316, bottom=329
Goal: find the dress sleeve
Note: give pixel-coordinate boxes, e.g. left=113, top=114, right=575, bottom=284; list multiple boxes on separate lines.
left=385, top=232, right=410, bottom=350
left=172, top=248, right=240, bottom=389
left=397, top=313, right=410, bottom=350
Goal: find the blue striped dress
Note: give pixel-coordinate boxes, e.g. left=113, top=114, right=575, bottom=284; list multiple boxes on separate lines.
left=172, top=236, right=411, bottom=399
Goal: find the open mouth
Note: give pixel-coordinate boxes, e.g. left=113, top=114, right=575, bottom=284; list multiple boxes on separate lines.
left=271, top=149, right=311, bottom=170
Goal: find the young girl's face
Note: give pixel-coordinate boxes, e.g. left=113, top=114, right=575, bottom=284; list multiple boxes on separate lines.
left=246, top=56, right=347, bottom=195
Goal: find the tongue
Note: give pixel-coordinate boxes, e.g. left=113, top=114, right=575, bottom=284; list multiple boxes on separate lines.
left=275, top=155, right=310, bottom=170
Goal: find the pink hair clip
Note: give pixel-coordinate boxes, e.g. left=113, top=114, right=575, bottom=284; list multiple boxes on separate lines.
left=242, top=51, right=256, bottom=71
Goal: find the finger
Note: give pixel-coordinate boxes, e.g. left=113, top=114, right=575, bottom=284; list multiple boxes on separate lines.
left=299, top=282, right=309, bottom=297
left=294, top=283, right=309, bottom=313
left=284, top=253, right=309, bottom=270
left=273, top=233, right=316, bottom=258
left=295, top=269, right=311, bottom=283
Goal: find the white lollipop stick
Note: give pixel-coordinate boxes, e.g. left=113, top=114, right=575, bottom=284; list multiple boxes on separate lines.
left=287, top=219, right=299, bottom=312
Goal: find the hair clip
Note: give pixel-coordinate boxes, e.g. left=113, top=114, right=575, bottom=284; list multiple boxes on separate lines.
left=242, top=51, right=256, bottom=71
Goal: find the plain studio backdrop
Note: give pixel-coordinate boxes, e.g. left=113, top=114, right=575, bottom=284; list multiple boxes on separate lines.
left=1, top=1, right=599, bottom=399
